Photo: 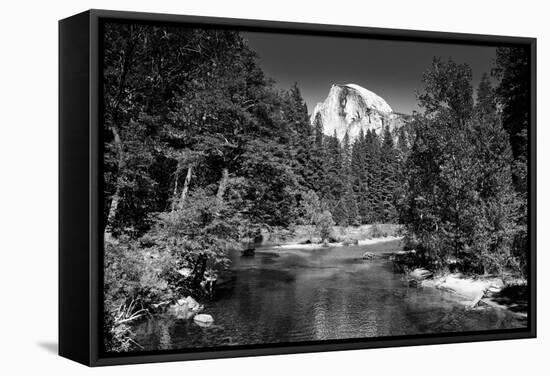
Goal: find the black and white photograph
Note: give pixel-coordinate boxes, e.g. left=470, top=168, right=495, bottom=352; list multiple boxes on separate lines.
left=2, top=0, right=549, bottom=373
left=101, top=19, right=532, bottom=355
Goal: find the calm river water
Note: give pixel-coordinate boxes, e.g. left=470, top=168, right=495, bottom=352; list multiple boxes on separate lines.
left=133, top=240, right=526, bottom=351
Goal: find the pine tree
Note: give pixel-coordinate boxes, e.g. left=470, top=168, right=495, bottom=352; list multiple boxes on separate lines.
left=379, top=125, right=399, bottom=222
left=342, top=131, right=352, bottom=171
left=350, top=130, right=369, bottom=223
left=493, top=47, right=529, bottom=195
left=341, top=131, right=358, bottom=224
left=403, top=59, right=477, bottom=265
left=402, top=58, right=522, bottom=274
left=470, top=74, right=522, bottom=274
left=310, top=112, right=328, bottom=196
left=492, top=48, right=529, bottom=273
left=313, top=112, right=324, bottom=148
left=395, top=126, right=410, bottom=222
left=365, top=129, right=382, bottom=222
left=285, top=83, right=315, bottom=191
left=324, top=131, right=347, bottom=224
left=396, top=127, right=409, bottom=158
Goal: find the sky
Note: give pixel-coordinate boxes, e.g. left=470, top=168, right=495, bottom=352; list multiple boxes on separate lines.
left=242, top=31, right=498, bottom=115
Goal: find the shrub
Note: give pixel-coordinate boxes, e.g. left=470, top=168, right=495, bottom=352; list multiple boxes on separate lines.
left=370, top=224, right=386, bottom=238
left=316, top=210, right=335, bottom=242
left=103, top=236, right=177, bottom=352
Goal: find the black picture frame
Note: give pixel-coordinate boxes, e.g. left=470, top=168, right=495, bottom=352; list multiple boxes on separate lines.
left=59, top=9, right=537, bottom=367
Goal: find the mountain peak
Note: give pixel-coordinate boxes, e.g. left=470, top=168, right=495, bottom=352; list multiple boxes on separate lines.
left=311, top=83, right=404, bottom=142
left=337, top=83, right=393, bottom=113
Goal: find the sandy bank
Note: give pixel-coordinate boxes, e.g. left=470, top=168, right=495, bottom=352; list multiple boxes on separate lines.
left=257, top=224, right=402, bottom=247
left=357, top=236, right=403, bottom=245
left=422, top=274, right=500, bottom=305
left=271, top=236, right=403, bottom=250
left=419, top=273, right=527, bottom=316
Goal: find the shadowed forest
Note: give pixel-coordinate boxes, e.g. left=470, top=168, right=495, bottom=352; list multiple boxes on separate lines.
left=102, top=23, right=530, bottom=352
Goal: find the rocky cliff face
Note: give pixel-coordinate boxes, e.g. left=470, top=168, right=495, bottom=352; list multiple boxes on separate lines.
left=311, top=84, right=408, bottom=142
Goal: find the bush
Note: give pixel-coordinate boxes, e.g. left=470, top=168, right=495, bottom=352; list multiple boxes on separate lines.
left=103, top=236, right=177, bottom=352
left=370, top=224, right=386, bottom=238
left=104, top=237, right=176, bottom=308
left=316, top=210, right=335, bottom=242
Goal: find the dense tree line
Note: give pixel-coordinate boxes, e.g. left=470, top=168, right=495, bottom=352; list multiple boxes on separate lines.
left=307, top=123, right=404, bottom=227
left=102, top=23, right=302, bottom=351
left=400, top=54, right=528, bottom=276
left=103, top=24, right=405, bottom=245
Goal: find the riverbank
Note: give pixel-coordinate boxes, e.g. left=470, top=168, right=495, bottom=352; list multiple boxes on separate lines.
left=272, top=235, right=403, bottom=250
left=119, top=223, right=527, bottom=352
left=403, top=268, right=527, bottom=317
left=267, top=232, right=527, bottom=318
left=254, top=223, right=403, bottom=253
left=267, top=229, right=527, bottom=318
left=133, top=239, right=526, bottom=350
left=256, top=224, right=402, bottom=247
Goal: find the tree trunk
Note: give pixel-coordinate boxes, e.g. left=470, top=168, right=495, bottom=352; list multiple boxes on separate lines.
left=178, top=165, right=193, bottom=210
left=106, top=191, right=121, bottom=231
left=106, top=126, right=124, bottom=232
left=192, top=253, right=207, bottom=287
left=104, top=36, right=135, bottom=234
left=216, top=168, right=229, bottom=205
left=170, top=169, right=179, bottom=211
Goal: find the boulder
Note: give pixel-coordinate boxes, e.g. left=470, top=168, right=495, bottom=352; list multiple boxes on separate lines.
left=185, top=296, right=202, bottom=312
left=241, top=248, right=255, bottom=257
left=169, top=303, right=192, bottom=319
left=194, top=314, right=214, bottom=327
left=430, top=274, right=491, bottom=301
left=487, top=286, right=502, bottom=294
left=362, top=251, right=375, bottom=261
left=406, top=268, right=433, bottom=288
left=177, top=267, right=193, bottom=278
left=469, top=290, right=485, bottom=308
left=170, top=296, right=203, bottom=319
left=409, top=268, right=433, bottom=281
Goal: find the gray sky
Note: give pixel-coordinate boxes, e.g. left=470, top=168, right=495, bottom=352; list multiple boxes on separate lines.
left=243, top=31, right=498, bottom=115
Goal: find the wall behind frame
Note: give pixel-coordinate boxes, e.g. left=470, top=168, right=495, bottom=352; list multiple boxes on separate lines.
left=0, top=0, right=547, bottom=375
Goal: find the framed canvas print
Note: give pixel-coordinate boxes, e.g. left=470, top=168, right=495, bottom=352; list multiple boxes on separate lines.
left=59, top=9, right=536, bottom=366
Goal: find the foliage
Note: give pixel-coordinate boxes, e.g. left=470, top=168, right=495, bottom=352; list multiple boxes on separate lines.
left=317, top=210, right=336, bottom=242
left=296, top=190, right=335, bottom=242
left=103, top=236, right=176, bottom=351
left=149, top=190, right=237, bottom=273
left=492, top=47, right=530, bottom=273
left=493, top=47, right=530, bottom=195
left=400, top=59, right=524, bottom=275
left=369, top=224, right=387, bottom=239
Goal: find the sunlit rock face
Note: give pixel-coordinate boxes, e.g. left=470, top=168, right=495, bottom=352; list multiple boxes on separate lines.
left=311, top=84, right=407, bottom=142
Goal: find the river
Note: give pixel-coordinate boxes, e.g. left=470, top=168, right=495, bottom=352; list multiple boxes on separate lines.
left=133, top=240, right=526, bottom=351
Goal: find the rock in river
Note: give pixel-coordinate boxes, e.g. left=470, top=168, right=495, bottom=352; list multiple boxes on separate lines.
left=170, top=296, right=203, bottom=320
left=194, top=314, right=214, bottom=327
left=409, top=268, right=433, bottom=281
left=362, top=251, right=375, bottom=261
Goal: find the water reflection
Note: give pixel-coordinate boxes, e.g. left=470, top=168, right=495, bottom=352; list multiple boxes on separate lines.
left=133, top=241, right=526, bottom=351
